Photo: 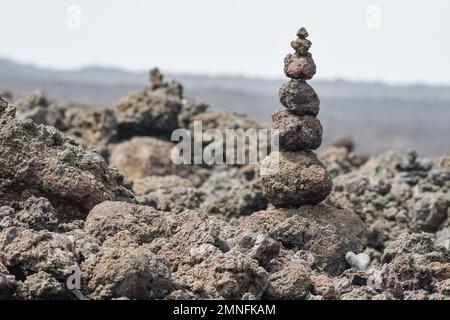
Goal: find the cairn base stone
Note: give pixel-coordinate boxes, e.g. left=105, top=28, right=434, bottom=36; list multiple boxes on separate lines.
left=272, top=109, right=323, bottom=151
left=238, top=205, right=367, bottom=275
left=279, top=80, right=319, bottom=116
left=260, top=151, right=332, bottom=207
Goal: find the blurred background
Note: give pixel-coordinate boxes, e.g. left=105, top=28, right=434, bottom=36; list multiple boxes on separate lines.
left=1, top=0, right=449, bottom=155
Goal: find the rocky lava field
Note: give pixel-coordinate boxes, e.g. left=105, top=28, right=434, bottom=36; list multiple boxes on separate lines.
left=0, top=30, right=449, bottom=299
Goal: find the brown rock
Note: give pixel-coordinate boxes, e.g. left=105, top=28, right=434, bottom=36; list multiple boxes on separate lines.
left=264, top=262, right=310, bottom=299
left=174, top=250, right=268, bottom=299
left=0, top=227, right=77, bottom=279
left=82, top=245, right=172, bottom=299
left=0, top=98, right=134, bottom=218
left=85, top=201, right=174, bottom=244
left=284, top=53, right=316, bottom=80
left=272, top=109, right=322, bottom=151
left=291, top=38, right=312, bottom=55
left=109, top=136, right=182, bottom=180
left=311, top=274, right=336, bottom=299
left=260, top=151, right=332, bottom=207
left=238, top=206, right=367, bottom=275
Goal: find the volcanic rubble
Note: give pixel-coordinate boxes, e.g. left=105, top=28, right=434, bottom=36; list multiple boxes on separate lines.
left=0, top=30, right=449, bottom=300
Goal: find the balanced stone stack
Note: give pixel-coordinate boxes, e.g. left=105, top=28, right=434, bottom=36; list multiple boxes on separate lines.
left=260, top=27, right=332, bottom=207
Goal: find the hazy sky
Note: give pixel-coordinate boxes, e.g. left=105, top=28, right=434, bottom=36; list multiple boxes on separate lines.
left=1, top=0, right=450, bottom=85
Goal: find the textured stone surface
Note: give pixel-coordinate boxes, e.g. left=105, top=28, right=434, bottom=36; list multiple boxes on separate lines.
left=264, top=262, right=310, bottom=299
left=174, top=251, right=268, bottom=299
left=0, top=97, right=134, bottom=218
left=311, top=274, right=336, bottom=299
left=82, top=245, right=172, bottom=299
left=272, top=109, right=322, bottom=151
left=17, top=271, right=66, bottom=299
left=114, top=69, right=181, bottom=139
left=260, top=151, right=332, bottom=207
left=132, top=175, right=193, bottom=195
left=109, top=136, right=181, bottom=180
left=0, top=227, right=77, bottom=279
left=238, top=206, right=367, bottom=275
left=284, top=53, right=316, bottom=80
left=279, top=80, right=319, bottom=116
left=85, top=201, right=173, bottom=244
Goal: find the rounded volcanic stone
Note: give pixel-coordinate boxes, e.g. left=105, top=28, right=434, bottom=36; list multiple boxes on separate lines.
left=272, top=109, right=322, bottom=151
left=238, top=205, right=367, bottom=275
left=279, top=80, right=319, bottom=116
left=260, top=150, right=332, bottom=207
left=283, top=53, right=316, bottom=80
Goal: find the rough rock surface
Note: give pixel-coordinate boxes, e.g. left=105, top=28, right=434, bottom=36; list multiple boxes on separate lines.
left=85, top=201, right=174, bottom=244
left=109, top=136, right=182, bottom=180
left=279, top=80, right=319, bottom=116
left=272, top=109, right=323, bottom=151
left=328, top=150, right=450, bottom=251
left=17, top=271, right=66, bottom=300
left=264, top=262, right=310, bottom=299
left=0, top=261, right=17, bottom=299
left=114, top=69, right=181, bottom=139
left=284, top=54, right=316, bottom=80
left=260, top=151, right=332, bottom=207
left=0, top=97, right=134, bottom=219
left=132, top=175, right=193, bottom=195
left=318, top=139, right=368, bottom=178
left=14, top=91, right=117, bottom=151
left=82, top=244, right=172, bottom=300
left=0, top=227, right=77, bottom=279
left=1, top=64, right=450, bottom=300
left=199, top=165, right=268, bottom=218
left=239, top=206, right=367, bottom=275
left=138, top=186, right=205, bottom=213
left=174, top=251, right=268, bottom=299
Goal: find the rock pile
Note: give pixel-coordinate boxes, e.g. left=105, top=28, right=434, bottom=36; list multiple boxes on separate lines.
left=247, top=28, right=368, bottom=277
left=0, top=97, right=134, bottom=220
left=114, top=68, right=208, bottom=140
left=260, top=27, right=332, bottom=207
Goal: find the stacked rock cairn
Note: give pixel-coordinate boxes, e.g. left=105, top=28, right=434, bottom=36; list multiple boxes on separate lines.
left=260, top=27, right=332, bottom=207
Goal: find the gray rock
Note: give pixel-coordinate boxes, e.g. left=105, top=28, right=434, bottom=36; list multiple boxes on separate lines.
left=279, top=80, right=319, bottom=116
left=260, top=151, right=332, bottom=207
left=18, top=271, right=66, bottom=299
left=272, top=109, right=322, bottom=151
left=435, top=227, right=450, bottom=251
left=109, top=136, right=182, bottom=181
left=15, top=197, right=58, bottom=231
left=137, top=186, right=205, bottom=213
left=410, top=192, right=449, bottom=232
left=0, top=227, right=77, bottom=279
left=0, top=97, right=134, bottom=219
left=82, top=245, right=172, bottom=299
left=0, top=261, right=18, bottom=299
left=382, top=233, right=446, bottom=265
left=85, top=201, right=174, bottom=244
left=238, top=206, right=367, bottom=275
left=174, top=250, right=268, bottom=299
left=132, top=175, right=193, bottom=195
left=114, top=69, right=182, bottom=139
left=264, top=262, right=310, bottom=299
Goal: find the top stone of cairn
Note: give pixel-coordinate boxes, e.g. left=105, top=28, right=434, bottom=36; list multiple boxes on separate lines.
left=284, top=27, right=316, bottom=80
